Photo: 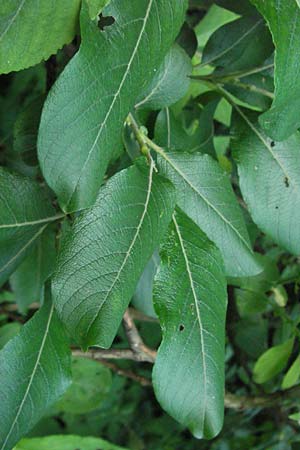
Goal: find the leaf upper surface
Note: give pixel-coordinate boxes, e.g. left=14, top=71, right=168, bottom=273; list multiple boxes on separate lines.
left=0, top=299, right=71, bottom=450
left=157, top=152, right=261, bottom=277
left=0, top=0, right=81, bottom=74
left=232, top=109, right=300, bottom=255
left=53, top=161, right=176, bottom=349
left=38, top=0, right=187, bottom=212
left=153, top=209, right=227, bottom=439
left=0, top=168, right=57, bottom=286
left=135, top=44, right=191, bottom=110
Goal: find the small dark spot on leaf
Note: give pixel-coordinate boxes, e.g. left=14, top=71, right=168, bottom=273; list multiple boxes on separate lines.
left=179, top=324, right=185, bottom=332
left=284, top=176, right=290, bottom=187
left=275, top=206, right=279, bottom=209
left=98, top=14, right=115, bottom=31
left=270, top=141, right=275, bottom=147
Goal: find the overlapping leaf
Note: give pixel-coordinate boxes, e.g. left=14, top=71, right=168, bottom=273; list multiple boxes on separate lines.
left=0, top=168, right=59, bottom=286
left=252, top=0, right=300, bottom=140
left=0, top=299, right=71, bottom=450
left=202, top=15, right=273, bottom=72
left=155, top=101, right=219, bottom=155
left=153, top=209, right=227, bottom=439
left=135, top=44, right=191, bottom=110
left=38, top=0, right=187, bottom=212
left=0, top=0, right=81, bottom=74
left=232, top=109, right=300, bottom=255
left=10, top=227, right=56, bottom=313
left=53, top=161, right=176, bottom=349
left=157, top=152, right=261, bottom=277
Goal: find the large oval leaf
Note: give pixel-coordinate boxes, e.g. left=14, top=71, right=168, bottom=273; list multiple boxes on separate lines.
left=157, top=152, right=261, bottom=277
left=0, top=299, right=71, bottom=450
left=232, top=109, right=300, bottom=255
left=53, top=161, right=176, bottom=349
left=38, top=0, right=187, bottom=212
left=153, top=209, right=227, bottom=439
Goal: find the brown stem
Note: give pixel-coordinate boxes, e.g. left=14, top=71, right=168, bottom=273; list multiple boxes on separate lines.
left=73, top=347, right=156, bottom=364
left=122, top=309, right=156, bottom=363
left=99, top=360, right=152, bottom=387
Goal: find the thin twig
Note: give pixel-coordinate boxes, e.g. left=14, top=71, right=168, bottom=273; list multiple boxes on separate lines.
left=99, top=360, right=152, bottom=387
left=73, top=347, right=156, bottom=364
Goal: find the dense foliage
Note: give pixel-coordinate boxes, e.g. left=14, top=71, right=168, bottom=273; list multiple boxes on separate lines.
left=1, top=0, right=300, bottom=449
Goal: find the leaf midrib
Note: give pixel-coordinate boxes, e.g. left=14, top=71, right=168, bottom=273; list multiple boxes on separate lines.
left=0, top=224, right=48, bottom=276
left=68, top=0, right=154, bottom=206
left=233, top=101, right=300, bottom=196
left=172, top=214, right=207, bottom=429
left=203, top=19, right=263, bottom=67
left=0, top=213, right=65, bottom=229
left=0, top=304, right=54, bottom=450
left=161, top=152, right=252, bottom=251
left=85, top=161, right=155, bottom=341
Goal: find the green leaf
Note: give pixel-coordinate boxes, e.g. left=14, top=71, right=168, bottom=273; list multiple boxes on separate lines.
left=12, top=95, right=44, bottom=177
left=54, top=357, right=112, bottom=414
left=282, top=355, right=300, bottom=390
left=253, top=338, right=294, bottom=384
left=195, top=4, right=237, bottom=51
left=87, top=0, right=111, bottom=20
left=0, top=168, right=59, bottom=287
left=155, top=98, right=220, bottom=155
left=153, top=209, right=227, bottom=439
left=132, top=250, right=159, bottom=318
left=0, top=0, right=81, bottom=74
left=224, top=72, right=274, bottom=111
left=53, top=161, right=176, bottom=349
left=0, top=299, right=71, bottom=450
left=135, top=44, right=191, bottom=110
left=10, top=227, right=56, bottom=313
left=251, top=0, right=300, bottom=140
left=202, top=15, right=273, bottom=71
left=157, top=152, right=261, bottom=277
left=0, top=323, right=21, bottom=349
left=232, top=109, right=300, bottom=256
left=15, top=435, right=129, bottom=450
left=38, top=0, right=187, bottom=212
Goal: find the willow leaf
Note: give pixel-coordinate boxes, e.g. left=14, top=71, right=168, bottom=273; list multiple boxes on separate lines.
left=153, top=209, right=227, bottom=439
left=38, top=0, right=187, bottom=212
left=53, top=161, right=176, bottom=349
left=0, top=168, right=60, bottom=286
left=157, top=152, right=261, bottom=277
left=232, top=108, right=300, bottom=255
left=0, top=299, right=71, bottom=450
